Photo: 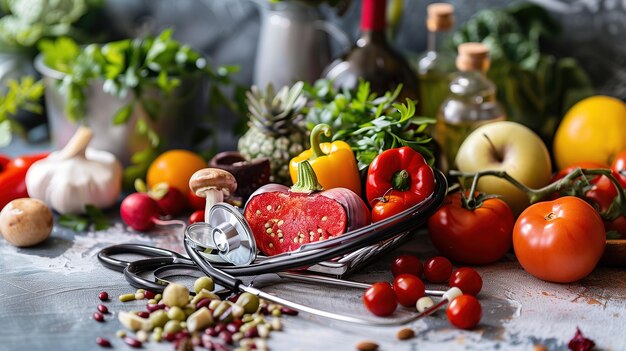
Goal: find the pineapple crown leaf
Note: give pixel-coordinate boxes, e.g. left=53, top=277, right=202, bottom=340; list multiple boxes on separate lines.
left=246, top=81, right=307, bottom=122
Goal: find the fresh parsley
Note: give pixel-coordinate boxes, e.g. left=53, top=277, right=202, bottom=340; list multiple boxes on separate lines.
left=58, top=205, right=110, bottom=232
left=0, top=76, right=44, bottom=147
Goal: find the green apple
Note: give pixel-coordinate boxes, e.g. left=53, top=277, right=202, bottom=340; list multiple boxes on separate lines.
left=455, top=121, right=552, bottom=215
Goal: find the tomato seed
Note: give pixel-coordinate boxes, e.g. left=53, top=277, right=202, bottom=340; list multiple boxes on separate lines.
left=97, top=304, right=108, bottom=314
left=98, top=292, right=109, bottom=301
left=96, top=337, right=111, bottom=347
left=93, top=312, right=104, bottom=322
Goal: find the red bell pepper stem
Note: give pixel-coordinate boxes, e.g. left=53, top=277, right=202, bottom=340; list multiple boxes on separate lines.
left=391, top=169, right=410, bottom=192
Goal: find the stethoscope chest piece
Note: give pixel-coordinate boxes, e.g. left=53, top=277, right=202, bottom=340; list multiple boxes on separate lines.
left=185, top=203, right=257, bottom=266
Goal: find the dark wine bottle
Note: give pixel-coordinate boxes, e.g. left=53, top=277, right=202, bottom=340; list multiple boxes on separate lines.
left=323, top=0, right=420, bottom=106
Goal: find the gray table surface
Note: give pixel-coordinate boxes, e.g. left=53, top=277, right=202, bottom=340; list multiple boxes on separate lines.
left=1, top=141, right=625, bottom=351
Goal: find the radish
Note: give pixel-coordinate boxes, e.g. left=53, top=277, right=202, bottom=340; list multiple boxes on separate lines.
left=120, top=193, right=184, bottom=232
left=153, top=186, right=187, bottom=216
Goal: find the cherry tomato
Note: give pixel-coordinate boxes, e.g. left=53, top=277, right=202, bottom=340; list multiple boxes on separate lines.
left=611, top=149, right=626, bottom=187
left=189, top=210, right=205, bottom=224
left=428, top=192, right=514, bottom=265
left=392, top=274, right=425, bottom=307
left=423, top=256, right=453, bottom=283
left=446, top=295, right=482, bottom=330
left=513, top=196, right=606, bottom=283
left=147, top=150, right=207, bottom=194
left=449, top=268, right=483, bottom=296
left=371, top=195, right=409, bottom=222
left=391, top=254, right=423, bottom=278
left=363, top=282, right=397, bottom=317
left=188, top=189, right=206, bottom=211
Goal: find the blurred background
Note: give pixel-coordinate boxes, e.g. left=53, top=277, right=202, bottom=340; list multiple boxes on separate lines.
left=1, top=0, right=625, bottom=151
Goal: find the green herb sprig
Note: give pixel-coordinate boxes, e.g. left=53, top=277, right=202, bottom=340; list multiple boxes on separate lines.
left=305, top=80, right=435, bottom=172
left=58, top=205, right=110, bottom=232
left=0, top=76, right=44, bottom=147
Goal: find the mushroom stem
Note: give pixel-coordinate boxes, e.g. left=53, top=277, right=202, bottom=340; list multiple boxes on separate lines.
left=203, top=189, right=224, bottom=222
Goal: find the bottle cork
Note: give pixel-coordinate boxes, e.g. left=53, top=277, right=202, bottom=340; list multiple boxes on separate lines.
left=426, top=3, right=454, bottom=32
left=456, top=43, right=490, bottom=72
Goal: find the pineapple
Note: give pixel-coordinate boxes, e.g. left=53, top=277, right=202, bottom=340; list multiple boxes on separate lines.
left=238, top=82, right=309, bottom=184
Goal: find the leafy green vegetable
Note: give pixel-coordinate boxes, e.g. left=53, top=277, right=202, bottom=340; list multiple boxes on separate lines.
left=0, top=76, right=44, bottom=147
left=450, top=3, right=594, bottom=142
left=305, top=80, right=435, bottom=171
left=58, top=205, right=110, bottom=231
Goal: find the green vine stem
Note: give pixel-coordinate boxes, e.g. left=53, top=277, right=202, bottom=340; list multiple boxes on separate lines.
left=449, top=168, right=626, bottom=221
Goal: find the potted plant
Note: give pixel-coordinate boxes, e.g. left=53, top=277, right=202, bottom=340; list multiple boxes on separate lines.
left=35, top=29, right=242, bottom=183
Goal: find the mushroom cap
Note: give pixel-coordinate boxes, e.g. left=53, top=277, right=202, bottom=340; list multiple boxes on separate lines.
left=189, top=168, right=237, bottom=197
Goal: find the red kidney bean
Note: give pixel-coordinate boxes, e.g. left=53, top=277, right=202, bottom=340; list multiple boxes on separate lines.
left=95, top=337, right=111, bottom=347
left=232, top=319, right=243, bottom=329
left=98, top=292, right=109, bottom=301
left=146, top=303, right=166, bottom=312
left=244, top=326, right=258, bottom=338
left=92, top=312, right=104, bottom=322
left=196, top=298, right=211, bottom=310
left=226, top=322, right=239, bottom=334
left=214, top=344, right=229, bottom=351
left=175, top=331, right=191, bottom=340
left=205, top=326, right=218, bottom=337
left=281, top=307, right=299, bottom=315
left=228, top=294, right=241, bottom=303
left=218, top=330, right=233, bottom=345
left=192, top=335, right=202, bottom=347
left=201, top=334, right=215, bottom=350
left=97, top=304, right=108, bottom=314
left=162, top=332, right=176, bottom=342
left=259, top=305, right=269, bottom=315
left=136, top=311, right=149, bottom=319
left=123, top=336, right=142, bottom=348
left=214, top=323, right=225, bottom=334
left=144, top=290, right=156, bottom=299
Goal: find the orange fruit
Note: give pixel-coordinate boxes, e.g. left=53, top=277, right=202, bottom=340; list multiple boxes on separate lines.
left=147, top=150, right=207, bottom=194
left=554, top=96, right=626, bottom=170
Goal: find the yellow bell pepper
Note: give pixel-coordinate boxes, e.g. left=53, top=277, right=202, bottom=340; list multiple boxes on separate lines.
left=289, top=124, right=362, bottom=195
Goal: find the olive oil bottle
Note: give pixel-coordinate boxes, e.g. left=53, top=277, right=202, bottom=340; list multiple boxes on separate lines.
left=435, top=43, right=506, bottom=171
left=413, top=3, right=456, bottom=120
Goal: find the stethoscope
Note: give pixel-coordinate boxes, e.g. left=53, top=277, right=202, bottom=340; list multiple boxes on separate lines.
left=99, top=170, right=457, bottom=326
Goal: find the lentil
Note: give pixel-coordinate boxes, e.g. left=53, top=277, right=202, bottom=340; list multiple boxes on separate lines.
left=93, top=312, right=104, bottom=322
left=356, top=341, right=379, bottom=351
left=95, top=337, right=111, bottom=347
left=98, top=291, right=109, bottom=301
left=397, top=328, right=415, bottom=340
left=97, top=304, right=108, bottom=314
left=119, top=293, right=135, bottom=302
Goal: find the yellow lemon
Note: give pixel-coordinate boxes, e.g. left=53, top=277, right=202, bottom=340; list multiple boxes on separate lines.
left=553, top=96, right=626, bottom=169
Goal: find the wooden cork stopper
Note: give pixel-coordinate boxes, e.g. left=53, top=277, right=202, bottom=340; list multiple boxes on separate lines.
left=456, top=43, right=490, bottom=72
left=426, top=3, right=454, bottom=32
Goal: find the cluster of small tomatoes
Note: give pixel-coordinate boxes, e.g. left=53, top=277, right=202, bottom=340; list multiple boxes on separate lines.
left=362, top=254, right=483, bottom=330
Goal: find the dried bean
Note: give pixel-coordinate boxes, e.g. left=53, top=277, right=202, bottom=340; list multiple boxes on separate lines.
left=136, top=311, right=149, bottom=319
left=356, top=341, right=378, bottom=351
left=244, top=326, right=258, bottom=338
left=194, top=276, right=215, bottom=293
left=163, top=332, right=176, bottom=342
left=144, top=290, right=156, bottom=299
left=97, top=304, right=108, bottom=314
left=136, top=330, right=148, bottom=342
left=116, top=330, right=126, bottom=338
left=93, top=312, right=104, bottom=322
left=154, top=293, right=162, bottom=301
left=123, top=336, right=142, bottom=348
left=219, top=330, right=233, bottom=345
left=135, top=292, right=145, bottom=300
left=147, top=303, right=166, bottom=313
left=95, top=337, right=111, bottom=347
left=119, top=293, right=135, bottom=302
left=98, top=292, right=109, bottom=301
left=396, top=328, right=415, bottom=340
left=196, top=298, right=211, bottom=310
left=205, top=326, right=218, bottom=337
left=280, top=307, right=298, bottom=316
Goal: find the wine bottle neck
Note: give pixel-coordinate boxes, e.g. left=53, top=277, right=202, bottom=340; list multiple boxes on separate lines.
left=360, top=0, right=386, bottom=32
left=427, top=30, right=450, bottom=52
left=358, top=30, right=388, bottom=46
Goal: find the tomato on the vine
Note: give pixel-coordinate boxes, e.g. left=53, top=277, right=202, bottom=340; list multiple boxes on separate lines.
left=423, top=256, right=452, bottom=283
left=449, top=268, right=483, bottom=296
left=611, top=150, right=626, bottom=187
left=446, top=295, right=482, bottom=330
left=363, top=282, right=397, bottom=317
left=428, top=192, right=514, bottom=265
left=513, top=196, right=606, bottom=283
left=391, top=254, right=423, bottom=278
left=393, top=274, right=425, bottom=307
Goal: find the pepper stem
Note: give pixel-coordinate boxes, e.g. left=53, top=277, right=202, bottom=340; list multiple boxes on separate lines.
left=291, top=160, right=323, bottom=193
left=310, top=124, right=332, bottom=159
left=391, top=170, right=411, bottom=191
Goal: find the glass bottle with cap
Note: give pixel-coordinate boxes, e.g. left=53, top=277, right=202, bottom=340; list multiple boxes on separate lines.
left=435, top=42, right=506, bottom=171
left=413, top=3, right=456, bottom=119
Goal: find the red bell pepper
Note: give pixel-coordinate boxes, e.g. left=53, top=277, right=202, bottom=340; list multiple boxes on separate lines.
left=0, top=152, right=49, bottom=209
left=366, top=147, right=435, bottom=220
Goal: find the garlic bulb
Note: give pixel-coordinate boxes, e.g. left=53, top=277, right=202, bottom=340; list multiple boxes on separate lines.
left=26, top=126, right=122, bottom=214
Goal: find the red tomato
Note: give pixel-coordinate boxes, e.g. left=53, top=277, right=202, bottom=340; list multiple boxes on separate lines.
left=449, top=268, right=483, bottom=296
left=363, top=282, right=397, bottom=317
left=188, top=189, right=206, bottom=211
left=428, top=192, right=514, bottom=265
left=446, top=295, right=482, bottom=330
left=371, top=195, right=408, bottom=222
left=392, top=274, right=425, bottom=307
left=391, top=254, right=423, bottom=278
left=423, top=256, right=453, bottom=283
left=189, top=210, right=205, bottom=224
left=513, top=196, right=606, bottom=283
left=611, top=150, right=626, bottom=187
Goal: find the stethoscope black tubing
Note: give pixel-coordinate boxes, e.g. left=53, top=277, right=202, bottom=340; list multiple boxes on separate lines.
left=185, top=170, right=447, bottom=282
left=98, top=243, right=186, bottom=272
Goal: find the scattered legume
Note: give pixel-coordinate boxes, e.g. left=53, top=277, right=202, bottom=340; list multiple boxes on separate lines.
left=196, top=298, right=211, bottom=310
left=244, top=326, right=258, bottom=338
left=396, top=328, right=415, bottom=340
left=280, top=307, right=298, bottom=316
left=236, top=293, right=260, bottom=314
left=148, top=299, right=158, bottom=305
left=271, top=318, right=282, bottom=331
left=258, top=324, right=269, bottom=339
left=136, top=330, right=149, bottom=342
left=119, top=293, right=135, bottom=302
left=116, top=330, right=126, bottom=338
left=144, top=290, right=156, bottom=299
left=123, top=336, right=142, bottom=348
left=154, top=293, right=162, bottom=301
left=136, top=311, right=149, bottom=319
left=163, top=320, right=182, bottom=334
left=356, top=341, right=379, bottom=351
left=219, top=330, right=233, bottom=345
left=147, top=303, right=166, bottom=313
left=416, top=296, right=434, bottom=313
left=98, top=292, right=109, bottom=301
left=167, top=306, right=186, bottom=321
left=95, top=337, right=111, bottom=347
left=162, top=332, right=176, bottom=342
left=162, top=283, right=190, bottom=307
left=194, top=276, right=215, bottom=293
left=97, top=304, right=108, bottom=314
left=93, top=312, right=104, bottom=322
left=135, top=292, right=145, bottom=300
left=271, top=309, right=281, bottom=317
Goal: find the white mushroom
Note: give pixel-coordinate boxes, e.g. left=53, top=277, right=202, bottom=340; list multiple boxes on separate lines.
left=189, top=168, right=237, bottom=222
left=0, top=198, right=53, bottom=247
